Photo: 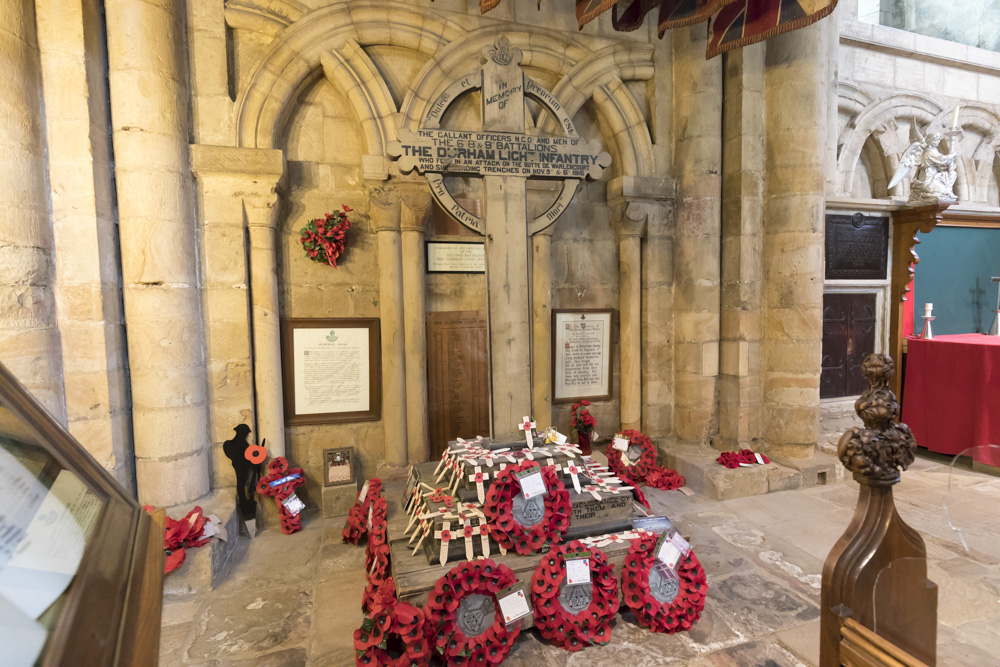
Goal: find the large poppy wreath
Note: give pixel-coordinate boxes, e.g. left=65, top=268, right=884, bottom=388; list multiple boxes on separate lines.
left=606, top=430, right=685, bottom=491
left=343, top=478, right=384, bottom=545
left=620, top=533, right=708, bottom=634
left=484, top=460, right=571, bottom=555
left=354, top=577, right=431, bottom=666
left=424, top=559, right=520, bottom=665
left=530, top=540, right=620, bottom=651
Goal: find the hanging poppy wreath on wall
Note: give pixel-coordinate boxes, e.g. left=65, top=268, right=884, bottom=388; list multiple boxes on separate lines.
left=343, top=478, right=383, bottom=545
left=530, top=540, right=620, bottom=652
left=620, top=533, right=708, bottom=634
left=424, top=559, right=520, bottom=666
left=354, top=577, right=431, bottom=667
left=606, top=430, right=686, bottom=491
left=300, top=205, right=352, bottom=267
left=484, top=460, right=571, bottom=555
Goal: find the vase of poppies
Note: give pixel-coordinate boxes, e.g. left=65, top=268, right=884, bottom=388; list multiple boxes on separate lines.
left=570, top=400, right=597, bottom=455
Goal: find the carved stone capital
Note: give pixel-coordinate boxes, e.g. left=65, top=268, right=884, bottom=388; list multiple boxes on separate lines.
left=369, top=184, right=402, bottom=233
left=837, top=354, right=916, bottom=483
left=607, top=175, right=674, bottom=241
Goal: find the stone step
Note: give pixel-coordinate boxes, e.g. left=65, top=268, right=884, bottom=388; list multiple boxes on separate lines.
left=162, top=489, right=245, bottom=598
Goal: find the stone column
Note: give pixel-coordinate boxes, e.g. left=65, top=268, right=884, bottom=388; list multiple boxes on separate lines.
left=719, top=44, right=766, bottom=450
left=106, top=0, right=210, bottom=506
left=0, top=2, right=67, bottom=420
left=761, top=20, right=832, bottom=458
left=672, top=26, right=723, bottom=443
left=36, top=0, right=131, bottom=487
left=190, top=145, right=285, bottom=476
left=531, top=227, right=554, bottom=428
left=400, top=188, right=431, bottom=463
left=370, top=188, right=408, bottom=468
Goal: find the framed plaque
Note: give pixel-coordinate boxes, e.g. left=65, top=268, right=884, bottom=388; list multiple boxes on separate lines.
left=426, top=241, right=486, bottom=273
left=825, top=213, right=889, bottom=280
left=281, top=318, right=381, bottom=425
left=551, top=309, right=615, bottom=404
left=323, top=447, right=355, bottom=487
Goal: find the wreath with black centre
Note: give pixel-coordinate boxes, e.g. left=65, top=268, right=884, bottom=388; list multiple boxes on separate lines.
left=620, top=533, right=708, bottom=633
left=483, top=460, right=571, bottom=554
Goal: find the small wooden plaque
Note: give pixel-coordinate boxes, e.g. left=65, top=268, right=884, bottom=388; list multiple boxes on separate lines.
left=323, top=447, right=355, bottom=487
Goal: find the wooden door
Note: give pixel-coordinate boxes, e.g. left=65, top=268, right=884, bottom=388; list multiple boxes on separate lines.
left=821, top=293, right=877, bottom=398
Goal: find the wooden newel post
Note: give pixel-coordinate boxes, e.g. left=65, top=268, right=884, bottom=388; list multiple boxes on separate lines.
left=820, top=353, right=937, bottom=666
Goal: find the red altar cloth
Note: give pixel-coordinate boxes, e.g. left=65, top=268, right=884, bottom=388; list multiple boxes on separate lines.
left=902, top=334, right=1000, bottom=467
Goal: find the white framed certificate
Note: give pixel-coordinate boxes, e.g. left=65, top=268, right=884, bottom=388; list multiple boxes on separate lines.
left=281, top=318, right=382, bottom=424
left=552, top=309, right=614, bottom=404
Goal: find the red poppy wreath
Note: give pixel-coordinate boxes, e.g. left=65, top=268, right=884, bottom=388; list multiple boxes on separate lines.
left=343, top=478, right=383, bottom=545
left=354, top=577, right=431, bottom=667
left=484, top=460, right=571, bottom=555
left=300, top=205, right=352, bottom=267
left=530, top=540, right=620, bottom=652
left=364, top=497, right=391, bottom=600
left=606, top=430, right=685, bottom=491
left=424, top=559, right=520, bottom=666
left=716, top=449, right=770, bottom=468
left=620, top=533, right=708, bottom=634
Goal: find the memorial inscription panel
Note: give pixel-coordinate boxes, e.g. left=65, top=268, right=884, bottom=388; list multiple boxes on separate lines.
left=825, top=213, right=889, bottom=280
left=552, top=309, right=615, bottom=403
left=426, top=311, right=490, bottom=458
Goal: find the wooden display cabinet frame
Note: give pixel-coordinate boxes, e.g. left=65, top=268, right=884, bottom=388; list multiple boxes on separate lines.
left=0, top=363, right=164, bottom=666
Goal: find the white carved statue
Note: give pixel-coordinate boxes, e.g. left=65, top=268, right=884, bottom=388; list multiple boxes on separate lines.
left=888, top=119, right=962, bottom=205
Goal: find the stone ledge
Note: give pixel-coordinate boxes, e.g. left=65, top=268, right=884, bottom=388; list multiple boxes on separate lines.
left=163, top=489, right=244, bottom=598
left=770, top=451, right=847, bottom=486
left=661, top=441, right=802, bottom=500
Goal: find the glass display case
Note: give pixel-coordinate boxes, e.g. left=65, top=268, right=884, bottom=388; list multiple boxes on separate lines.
left=0, top=363, right=164, bottom=666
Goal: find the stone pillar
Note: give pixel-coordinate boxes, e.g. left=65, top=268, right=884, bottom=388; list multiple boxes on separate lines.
left=719, top=44, right=766, bottom=450
left=190, top=145, right=285, bottom=477
left=0, top=2, right=67, bottom=420
left=36, top=0, right=131, bottom=487
left=400, top=188, right=431, bottom=463
left=531, top=227, right=554, bottom=428
left=672, top=26, right=723, bottom=443
left=106, top=0, right=210, bottom=506
left=370, top=188, right=408, bottom=468
left=761, top=20, right=832, bottom=458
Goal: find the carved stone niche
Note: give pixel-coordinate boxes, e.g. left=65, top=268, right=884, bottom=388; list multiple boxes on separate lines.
left=820, top=353, right=937, bottom=666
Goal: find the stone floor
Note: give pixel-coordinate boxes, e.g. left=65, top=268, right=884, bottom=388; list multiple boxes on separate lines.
left=160, top=449, right=1000, bottom=666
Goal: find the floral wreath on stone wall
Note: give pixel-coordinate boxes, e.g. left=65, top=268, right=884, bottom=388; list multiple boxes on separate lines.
left=343, top=478, right=383, bottom=545
left=299, top=205, right=352, bottom=267
left=484, top=460, right=571, bottom=555
left=424, top=559, right=520, bottom=665
left=606, top=429, right=685, bottom=491
left=621, top=533, right=707, bottom=634
left=530, top=541, right=620, bottom=651
left=354, top=577, right=431, bottom=666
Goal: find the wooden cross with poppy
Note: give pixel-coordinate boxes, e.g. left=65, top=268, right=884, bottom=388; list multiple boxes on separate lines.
left=517, top=416, right=536, bottom=449
left=434, top=520, right=453, bottom=567
left=468, top=466, right=491, bottom=504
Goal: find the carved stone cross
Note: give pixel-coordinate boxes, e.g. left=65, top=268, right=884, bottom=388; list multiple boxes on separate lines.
left=389, top=36, right=611, bottom=439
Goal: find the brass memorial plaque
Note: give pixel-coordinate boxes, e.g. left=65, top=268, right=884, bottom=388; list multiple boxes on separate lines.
left=427, top=311, right=490, bottom=458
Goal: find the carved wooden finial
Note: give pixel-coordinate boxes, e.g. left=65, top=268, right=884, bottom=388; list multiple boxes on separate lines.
left=837, top=353, right=916, bottom=482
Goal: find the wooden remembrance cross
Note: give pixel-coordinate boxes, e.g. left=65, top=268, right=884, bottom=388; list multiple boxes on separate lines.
left=388, top=36, right=611, bottom=440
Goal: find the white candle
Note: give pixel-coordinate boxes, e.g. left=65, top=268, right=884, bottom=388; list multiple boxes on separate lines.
left=924, top=303, right=933, bottom=316
left=952, top=105, right=960, bottom=130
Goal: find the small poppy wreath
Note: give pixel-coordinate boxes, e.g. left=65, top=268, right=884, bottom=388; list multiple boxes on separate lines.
left=343, top=478, right=383, bottom=545
left=354, top=578, right=431, bottom=666
left=364, top=497, right=391, bottom=591
left=530, top=540, right=620, bottom=652
left=484, top=460, right=571, bottom=555
left=620, top=533, right=708, bottom=634
left=716, top=449, right=771, bottom=469
left=300, top=205, right=352, bottom=267
left=424, top=559, right=520, bottom=666
left=606, top=430, right=685, bottom=491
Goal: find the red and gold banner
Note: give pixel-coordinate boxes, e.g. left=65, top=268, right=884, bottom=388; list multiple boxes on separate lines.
left=480, top=0, right=838, bottom=59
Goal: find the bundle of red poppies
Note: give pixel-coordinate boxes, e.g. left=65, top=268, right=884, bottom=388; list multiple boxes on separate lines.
left=530, top=541, right=620, bottom=651
left=300, top=205, right=352, bottom=267
left=716, top=449, right=771, bottom=469
left=343, top=478, right=383, bottom=545
left=157, top=505, right=211, bottom=574
left=606, top=430, right=686, bottom=491
left=354, top=577, right=431, bottom=666
left=424, top=559, right=520, bottom=665
left=621, top=533, right=708, bottom=633
left=362, top=496, right=391, bottom=613
left=484, top=460, right=571, bottom=554
left=570, top=400, right=597, bottom=434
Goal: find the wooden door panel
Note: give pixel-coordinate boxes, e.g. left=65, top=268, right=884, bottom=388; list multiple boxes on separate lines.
left=846, top=294, right=877, bottom=396
left=821, top=293, right=850, bottom=399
